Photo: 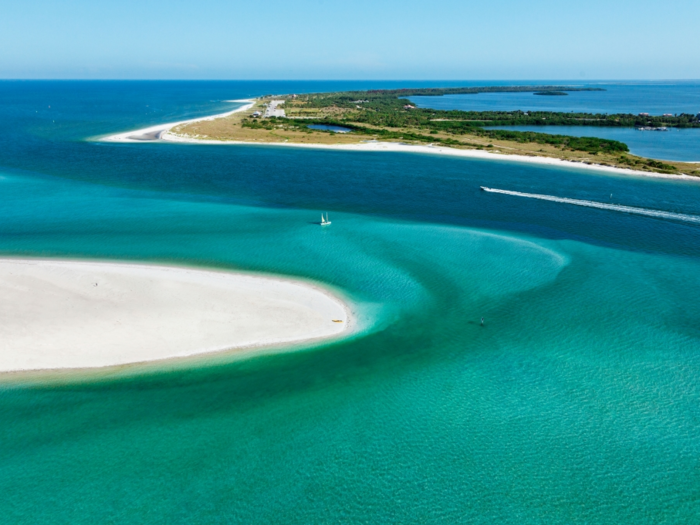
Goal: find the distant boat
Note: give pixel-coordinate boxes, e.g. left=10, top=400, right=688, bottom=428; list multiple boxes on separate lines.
left=320, top=213, right=331, bottom=226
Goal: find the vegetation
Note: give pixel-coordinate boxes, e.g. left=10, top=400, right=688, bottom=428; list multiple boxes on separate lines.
left=290, top=90, right=700, bottom=129
left=446, top=110, right=700, bottom=128
left=617, top=155, right=677, bottom=171
left=242, top=119, right=279, bottom=130
left=173, top=86, right=700, bottom=176
left=281, top=88, right=645, bottom=154
left=470, top=129, right=628, bottom=154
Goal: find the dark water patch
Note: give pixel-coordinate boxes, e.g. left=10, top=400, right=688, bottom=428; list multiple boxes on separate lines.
left=307, top=124, right=352, bottom=133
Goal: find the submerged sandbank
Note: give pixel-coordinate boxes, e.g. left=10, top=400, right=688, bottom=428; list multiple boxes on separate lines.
left=0, top=259, right=350, bottom=372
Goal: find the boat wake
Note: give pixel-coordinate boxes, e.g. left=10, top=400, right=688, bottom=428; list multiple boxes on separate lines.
left=480, top=186, right=700, bottom=224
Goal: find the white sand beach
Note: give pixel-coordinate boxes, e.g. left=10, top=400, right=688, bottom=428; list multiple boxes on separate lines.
left=101, top=99, right=254, bottom=142
left=0, top=259, right=349, bottom=372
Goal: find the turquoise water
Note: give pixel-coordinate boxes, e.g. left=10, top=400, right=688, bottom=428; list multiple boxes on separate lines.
left=485, top=125, right=700, bottom=162
left=2, top=82, right=700, bottom=523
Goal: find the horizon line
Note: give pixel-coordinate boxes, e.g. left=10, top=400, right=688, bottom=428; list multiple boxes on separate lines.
left=1, top=78, right=699, bottom=82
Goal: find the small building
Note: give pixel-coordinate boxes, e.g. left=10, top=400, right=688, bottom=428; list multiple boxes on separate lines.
left=639, top=112, right=650, bottom=116
left=663, top=113, right=673, bottom=117
left=403, top=104, right=416, bottom=110
left=251, top=111, right=261, bottom=118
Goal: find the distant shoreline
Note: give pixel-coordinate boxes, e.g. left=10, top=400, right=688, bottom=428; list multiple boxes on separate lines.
left=100, top=99, right=255, bottom=142
left=161, top=133, right=698, bottom=181
left=101, top=99, right=698, bottom=182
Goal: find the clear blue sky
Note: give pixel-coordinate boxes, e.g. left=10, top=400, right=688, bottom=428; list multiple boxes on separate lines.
left=1, top=0, right=698, bottom=80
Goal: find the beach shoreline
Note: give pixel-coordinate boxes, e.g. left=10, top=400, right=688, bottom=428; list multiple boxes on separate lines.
left=0, top=258, right=353, bottom=374
left=101, top=101, right=697, bottom=181
left=100, top=99, right=255, bottom=143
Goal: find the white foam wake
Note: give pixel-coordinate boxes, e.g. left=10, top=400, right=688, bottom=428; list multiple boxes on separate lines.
left=480, top=186, right=700, bottom=224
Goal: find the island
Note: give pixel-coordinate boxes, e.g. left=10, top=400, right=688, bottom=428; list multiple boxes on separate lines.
left=114, top=86, right=700, bottom=177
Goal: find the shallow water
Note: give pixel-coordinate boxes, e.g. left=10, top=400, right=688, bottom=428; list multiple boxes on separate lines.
left=2, top=81, right=700, bottom=524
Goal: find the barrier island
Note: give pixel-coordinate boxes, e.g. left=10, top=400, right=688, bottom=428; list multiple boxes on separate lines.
left=170, top=86, right=700, bottom=176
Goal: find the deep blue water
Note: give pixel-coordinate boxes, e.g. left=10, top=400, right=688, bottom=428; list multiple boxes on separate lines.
left=2, top=81, right=700, bottom=524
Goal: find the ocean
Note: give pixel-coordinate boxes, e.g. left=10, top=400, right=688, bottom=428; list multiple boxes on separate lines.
left=1, top=81, right=700, bottom=524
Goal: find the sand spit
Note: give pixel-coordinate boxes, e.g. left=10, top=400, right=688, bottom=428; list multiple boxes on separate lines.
left=101, top=99, right=254, bottom=143
left=0, top=259, right=350, bottom=372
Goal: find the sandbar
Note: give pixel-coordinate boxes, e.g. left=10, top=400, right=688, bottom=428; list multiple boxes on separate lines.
left=0, top=259, right=350, bottom=372
left=101, top=99, right=254, bottom=143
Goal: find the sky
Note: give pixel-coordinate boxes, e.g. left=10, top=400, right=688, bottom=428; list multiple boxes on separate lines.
left=1, top=0, right=699, bottom=80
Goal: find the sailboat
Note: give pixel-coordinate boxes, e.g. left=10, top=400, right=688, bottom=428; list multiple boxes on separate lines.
left=320, top=213, right=331, bottom=226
